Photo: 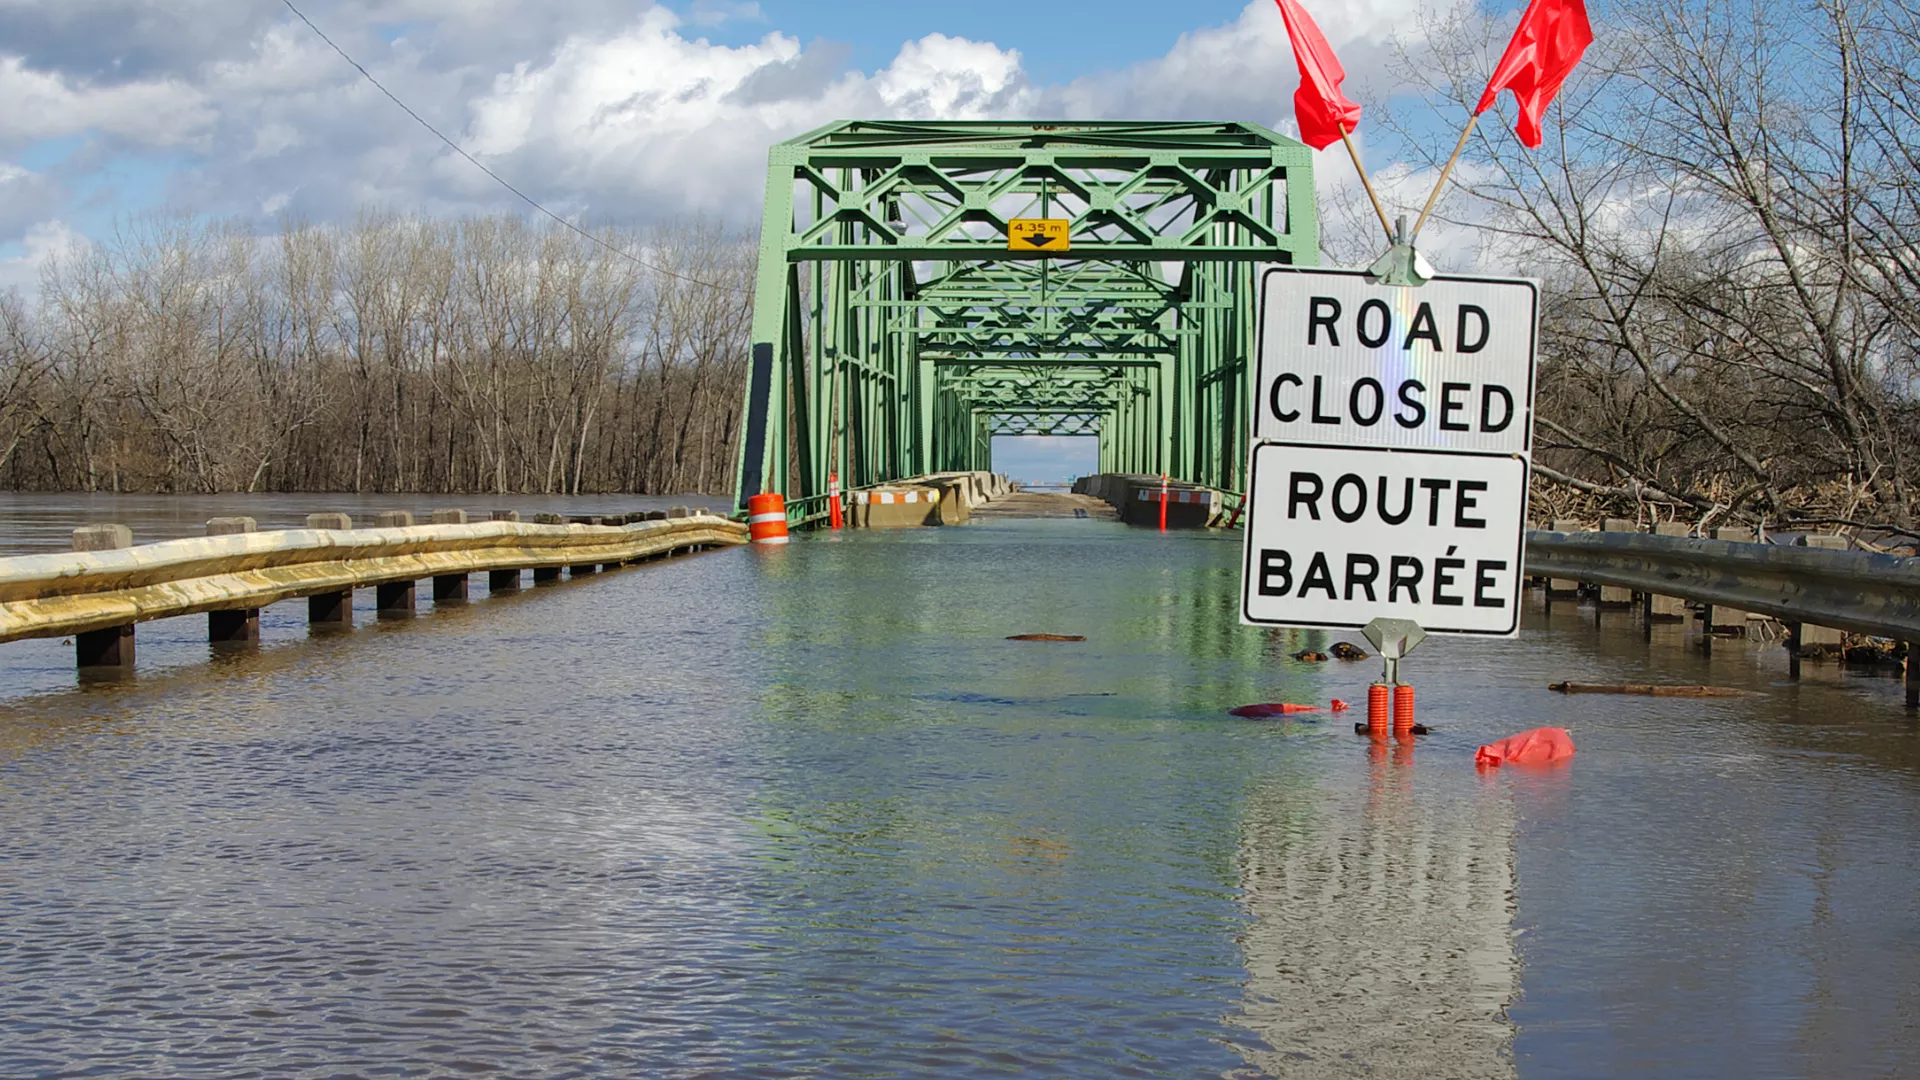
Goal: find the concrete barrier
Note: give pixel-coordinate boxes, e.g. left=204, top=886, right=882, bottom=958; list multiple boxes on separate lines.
left=852, top=486, right=942, bottom=527
left=1073, top=473, right=1222, bottom=528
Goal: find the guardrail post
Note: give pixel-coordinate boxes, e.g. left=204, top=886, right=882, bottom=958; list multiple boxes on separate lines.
left=427, top=510, right=471, bottom=602
left=1598, top=519, right=1638, bottom=612
left=1791, top=535, right=1847, bottom=676
left=303, top=513, right=355, bottom=629
left=1546, top=519, right=1582, bottom=605
left=205, top=517, right=260, bottom=644
left=1644, top=523, right=1690, bottom=631
left=489, top=509, right=525, bottom=590
left=1909, top=645, right=1919, bottom=709
left=373, top=513, right=419, bottom=615
left=71, top=524, right=134, bottom=669
left=1706, top=526, right=1757, bottom=636
left=377, top=580, right=416, bottom=618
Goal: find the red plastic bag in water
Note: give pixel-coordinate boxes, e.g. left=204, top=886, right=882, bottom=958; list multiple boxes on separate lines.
left=1476, top=727, right=1575, bottom=767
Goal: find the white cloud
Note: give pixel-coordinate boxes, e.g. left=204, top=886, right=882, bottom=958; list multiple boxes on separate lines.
left=0, top=56, right=211, bottom=146
left=0, top=220, right=83, bottom=294
left=0, top=0, right=1477, bottom=267
left=462, top=12, right=1033, bottom=213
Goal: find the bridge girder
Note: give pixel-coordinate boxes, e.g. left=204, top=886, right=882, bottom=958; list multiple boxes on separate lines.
left=735, top=120, right=1318, bottom=518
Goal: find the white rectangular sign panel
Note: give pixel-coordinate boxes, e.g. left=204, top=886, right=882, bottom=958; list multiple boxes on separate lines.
left=1253, top=267, right=1539, bottom=455
left=1240, top=442, right=1529, bottom=636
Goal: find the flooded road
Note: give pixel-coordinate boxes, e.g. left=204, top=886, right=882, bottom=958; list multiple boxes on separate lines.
left=1, top=503, right=1916, bottom=1077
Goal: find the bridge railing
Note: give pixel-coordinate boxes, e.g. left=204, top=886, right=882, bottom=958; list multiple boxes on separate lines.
left=1525, top=529, right=1919, bottom=641
left=0, top=514, right=748, bottom=646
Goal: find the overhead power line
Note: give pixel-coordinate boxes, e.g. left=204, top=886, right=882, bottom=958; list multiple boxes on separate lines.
left=278, top=0, right=739, bottom=292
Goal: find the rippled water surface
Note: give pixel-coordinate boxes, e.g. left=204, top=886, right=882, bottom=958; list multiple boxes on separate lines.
left=2, top=501, right=1918, bottom=1077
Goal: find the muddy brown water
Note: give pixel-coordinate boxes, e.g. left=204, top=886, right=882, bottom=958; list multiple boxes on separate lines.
left=1, top=498, right=1916, bottom=1077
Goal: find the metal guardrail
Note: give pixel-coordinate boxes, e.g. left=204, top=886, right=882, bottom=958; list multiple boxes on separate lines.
left=0, top=515, right=748, bottom=644
left=1524, top=529, right=1920, bottom=641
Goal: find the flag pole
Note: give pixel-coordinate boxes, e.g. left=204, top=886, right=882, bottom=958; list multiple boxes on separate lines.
left=1339, top=128, right=1396, bottom=244
left=1412, top=112, right=1480, bottom=241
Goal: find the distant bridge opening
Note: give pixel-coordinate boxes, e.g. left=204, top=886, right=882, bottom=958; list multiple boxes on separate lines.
left=733, top=120, right=1319, bottom=518
left=990, top=434, right=1099, bottom=488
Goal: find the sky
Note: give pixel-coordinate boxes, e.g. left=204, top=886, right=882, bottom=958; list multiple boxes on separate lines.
left=0, top=0, right=1488, bottom=275
left=0, top=0, right=1491, bottom=474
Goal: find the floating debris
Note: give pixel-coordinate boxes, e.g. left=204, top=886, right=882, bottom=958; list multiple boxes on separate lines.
left=1007, top=633, right=1085, bottom=642
left=1477, top=727, right=1575, bottom=767
left=1229, top=703, right=1320, bottom=718
left=1549, top=682, right=1756, bottom=697
left=1329, top=642, right=1370, bottom=660
left=1291, top=650, right=1329, bottom=662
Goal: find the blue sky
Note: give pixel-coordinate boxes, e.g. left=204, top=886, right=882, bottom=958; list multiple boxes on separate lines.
left=721, top=1, right=1262, bottom=82
left=0, top=0, right=1469, bottom=280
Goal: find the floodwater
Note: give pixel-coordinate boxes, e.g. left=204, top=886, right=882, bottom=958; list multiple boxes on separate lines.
left=1, top=501, right=1917, bottom=1078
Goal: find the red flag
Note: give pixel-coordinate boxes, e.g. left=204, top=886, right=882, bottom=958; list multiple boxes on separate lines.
left=1273, top=0, right=1361, bottom=150
left=1474, top=0, right=1593, bottom=148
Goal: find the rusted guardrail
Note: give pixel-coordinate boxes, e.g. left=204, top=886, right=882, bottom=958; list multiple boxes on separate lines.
left=0, top=512, right=748, bottom=669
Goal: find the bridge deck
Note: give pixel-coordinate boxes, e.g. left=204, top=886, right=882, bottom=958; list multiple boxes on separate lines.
left=973, top=490, right=1117, bottom=521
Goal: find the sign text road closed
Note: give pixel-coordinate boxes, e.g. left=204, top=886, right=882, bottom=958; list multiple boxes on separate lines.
left=1240, top=442, right=1529, bottom=636
left=1253, top=267, right=1538, bottom=455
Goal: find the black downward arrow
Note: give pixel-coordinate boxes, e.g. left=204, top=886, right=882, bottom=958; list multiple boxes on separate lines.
left=1021, top=233, right=1057, bottom=248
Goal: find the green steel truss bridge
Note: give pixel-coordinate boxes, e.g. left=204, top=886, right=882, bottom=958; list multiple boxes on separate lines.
left=733, top=120, right=1319, bottom=518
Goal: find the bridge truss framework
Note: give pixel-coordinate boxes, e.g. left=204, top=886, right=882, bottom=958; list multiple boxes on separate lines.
left=733, top=120, right=1319, bottom=517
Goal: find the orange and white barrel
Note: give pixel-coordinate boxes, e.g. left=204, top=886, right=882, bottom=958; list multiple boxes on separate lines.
left=747, top=492, right=790, bottom=545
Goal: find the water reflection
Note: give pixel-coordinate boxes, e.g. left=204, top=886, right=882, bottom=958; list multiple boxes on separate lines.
left=1234, top=738, right=1519, bottom=1076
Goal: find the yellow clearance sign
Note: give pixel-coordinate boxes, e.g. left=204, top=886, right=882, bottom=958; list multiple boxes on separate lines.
left=1007, top=218, right=1070, bottom=252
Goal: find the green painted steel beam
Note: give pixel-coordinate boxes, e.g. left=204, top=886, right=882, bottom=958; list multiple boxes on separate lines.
left=734, top=120, right=1318, bottom=514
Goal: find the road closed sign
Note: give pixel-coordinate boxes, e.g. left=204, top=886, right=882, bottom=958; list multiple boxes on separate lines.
left=1253, top=267, right=1538, bottom=455
left=1240, top=442, right=1529, bottom=636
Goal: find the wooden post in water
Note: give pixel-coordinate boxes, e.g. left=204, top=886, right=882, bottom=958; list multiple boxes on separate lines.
left=1908, top=644, right=1919, bottom=709
left=1545, top=520, right=1582, bottom=609
left=372, top=512, right=417, bottom=616
left=305, top=513, right=355, bottom=630
left=1645, top=523, right=1690, bottom=627
left=72, top=524, right=134, bottom=669
left=1597, top=519, right=1638, bottom=615
left=1794, top=535, right=1847, bottom=673
left=1706, top=526, right=1757, bottom=636
left=206, top=517, right=260, bottom=644
left=429, top=509, right=470, bottom=601
left=488, top=512, right=526, bottom=591
left=376, top=581, right=416, bottom=617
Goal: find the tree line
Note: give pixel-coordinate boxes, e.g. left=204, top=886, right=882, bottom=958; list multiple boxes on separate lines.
left=1381, top=0, right=1920, bottom=537
left=0, top=212, right=753, bottom=495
